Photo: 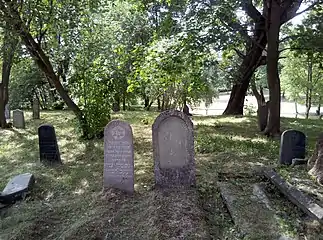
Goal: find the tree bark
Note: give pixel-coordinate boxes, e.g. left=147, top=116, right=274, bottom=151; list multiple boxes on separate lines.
left=122, top=92, right=126, bottom=111
left=223, top=16, right=267, bottom=115
left=157, top=97, right=161, bottom=111
left=263, top=1, right=281, bottom=137
left=305, top=53, right=313, bottom=119
left=0, top=23, right=18, bottom=128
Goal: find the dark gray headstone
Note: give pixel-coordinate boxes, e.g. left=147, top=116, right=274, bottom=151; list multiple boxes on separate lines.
left=0, top=173, right=35, bottom=204
left=257, top=101, right=268, bottom=131
left=5, top=104, right=10, bottom=119
left=153, top=110, right=195, bottom=188
left=32, top=98, right=40, bottom=119
left=38, top=124, right=61, bottom=164
left=104, top=120, right=134, bottom=193
left=12, top=109, right=25, bottom=128
left=279, top=130, right=306, bottom=165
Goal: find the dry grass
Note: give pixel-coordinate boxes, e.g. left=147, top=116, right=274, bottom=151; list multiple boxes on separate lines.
left=1, top=110, right=323, bottom=239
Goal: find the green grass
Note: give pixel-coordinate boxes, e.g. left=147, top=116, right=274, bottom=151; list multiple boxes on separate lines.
left=0, top=110, right=323, bottom=239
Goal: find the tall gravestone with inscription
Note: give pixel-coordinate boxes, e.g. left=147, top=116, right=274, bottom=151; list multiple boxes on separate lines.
left=104, top=120, right=134, bottom=193
left=279, top=130, right=306, bottom=165
left=38, top=124, right=62, bottom=165
left=33, top=98, right=40, bottom=119
left=153, top=110, right=195, bottom=188
left=12, top=109, right=25, bottom=128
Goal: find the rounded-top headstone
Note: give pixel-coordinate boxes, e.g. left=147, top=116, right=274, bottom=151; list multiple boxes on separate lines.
left=12, top=109, right=25, bottom=129
left=152, top=110, right=195, bottom=188
left=104, top=120, right=134, bottom=193
left=279, top=129, right=306, bottom=165
left=38, top=124, right=61, bottom=164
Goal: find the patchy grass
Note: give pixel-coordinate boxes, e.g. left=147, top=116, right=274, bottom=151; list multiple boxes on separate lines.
left=0, top=110, right=323, bottom=239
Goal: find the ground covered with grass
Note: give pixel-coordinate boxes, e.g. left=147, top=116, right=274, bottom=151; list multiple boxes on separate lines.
left=0, top=110, right=323, bottom=239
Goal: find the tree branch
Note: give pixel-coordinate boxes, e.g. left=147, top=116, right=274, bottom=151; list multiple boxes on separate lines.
left=242, top=0, right=263, bottom=22
left=233, top=48, right=246, bottom=59
left=281, top=0, right=323, bottom=24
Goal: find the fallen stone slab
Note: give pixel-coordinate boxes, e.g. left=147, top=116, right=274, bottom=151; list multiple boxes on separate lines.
left=0, top=173, right=35, bottom=205
left=263, top=168, right=323, bottom=223
left=218, top=181, right=294, bottom=240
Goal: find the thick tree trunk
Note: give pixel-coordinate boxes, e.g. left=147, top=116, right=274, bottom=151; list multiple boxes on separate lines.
left=223, top=19, right=267, bottom=115
left=6, top=7, right=90, bottom=137
left=263, top=1, right=281, bottom=137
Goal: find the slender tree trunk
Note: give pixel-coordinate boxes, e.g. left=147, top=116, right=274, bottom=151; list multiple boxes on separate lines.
left=223, top=19, right=267, bottom=115
left=5, top=6, right=90, bottom=137
left=157, top=97, right=161, bottom=111
left=305, top=54, right=313, bottom=119
left=0, top=23, right=18, bottom=128
left=122, top=92, right=126, bottom=111
left=263, top=1, right=281, bottom=137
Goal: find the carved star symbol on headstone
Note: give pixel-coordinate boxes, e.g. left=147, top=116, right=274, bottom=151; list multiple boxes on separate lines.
left=111, top=126, right=125, bottom=140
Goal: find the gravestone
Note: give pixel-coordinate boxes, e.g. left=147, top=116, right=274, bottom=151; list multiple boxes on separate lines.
left=5, top=104, right=10, bottom=119
left=104, top=120, right=134, bottom=193
left=32, top=98, right=40, bottom=119
left=38, top=124, right=61, bottom=164
left=12, top=109, right=25, bottom=128
left=279, top=130, right=306, bottom=165
left=0, top=173, right=35, bottom=205
left=152, top=110, right=195, bottom=188
left=257, top=101, right=269, bottom=131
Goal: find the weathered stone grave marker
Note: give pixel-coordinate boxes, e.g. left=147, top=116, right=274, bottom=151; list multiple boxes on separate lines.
left=5, top=104, right=10, bottom=120
left=32, top=98, right=40, bottom=119
left=279, top=130, right=306, bottom=165
left=38, top=124, right=61, bottom=164
left=12, top=109, right=25, bottom=129
left=0, top=173, right=35, bottom=205
left=153, top=110, right=195, bottom=188
left=104, top=120, right=134, bottom=193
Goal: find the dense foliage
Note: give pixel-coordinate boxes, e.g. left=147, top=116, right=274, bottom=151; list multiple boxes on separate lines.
left=0, top=0, right=322, bottom=136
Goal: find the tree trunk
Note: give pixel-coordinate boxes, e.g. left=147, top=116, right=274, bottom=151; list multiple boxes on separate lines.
left=305, top=54, right=313, bottom=119
left=251, top=77, right=268, bottom=131
left=6, top=7, right=90, bottom=137
left=122, top=92, right=126, bottom=111
left=223, top=18, right=267, bottom=115
left=112, top=95, right=120, bottom=112
left=0, top=23, right=18, bottom=128
left=263, top=1, right=281, bottom=137
left=157, top=97, right=161, bottom=111
left=144, top=95, right=149, bottom=109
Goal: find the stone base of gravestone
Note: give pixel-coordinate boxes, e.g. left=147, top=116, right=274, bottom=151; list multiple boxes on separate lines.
left=104, top=120, right=134, bottom=193
left=38, top=124, right=62, bottom=165
left=153, top=110, right=195, bottom=188
left=279, top=130, right=306, bottom=165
